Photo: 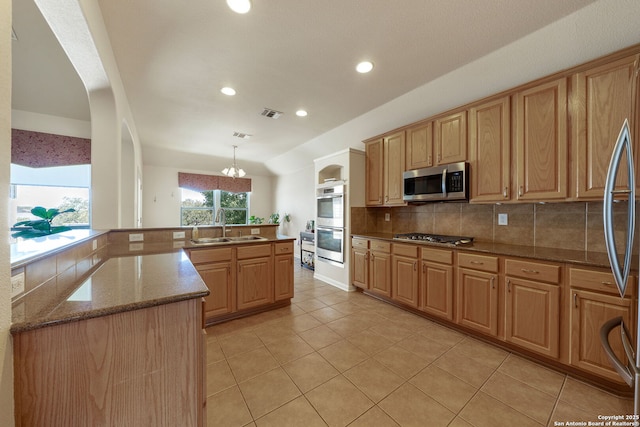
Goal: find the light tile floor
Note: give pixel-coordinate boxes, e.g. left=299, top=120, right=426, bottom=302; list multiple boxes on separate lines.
left=205, top=264, right=633, bottom=427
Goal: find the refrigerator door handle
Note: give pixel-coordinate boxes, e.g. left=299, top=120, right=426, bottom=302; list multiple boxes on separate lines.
left=603, top=119, right=635, bottom=298
left=600, top=316, right=635, bottom=387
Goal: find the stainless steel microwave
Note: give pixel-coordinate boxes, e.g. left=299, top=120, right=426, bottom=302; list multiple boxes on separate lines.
left=403, top=162, right=469, bottom=202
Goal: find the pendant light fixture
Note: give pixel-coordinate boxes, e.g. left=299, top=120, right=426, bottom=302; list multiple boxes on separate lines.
left=222, top=145, right=246, bottom=178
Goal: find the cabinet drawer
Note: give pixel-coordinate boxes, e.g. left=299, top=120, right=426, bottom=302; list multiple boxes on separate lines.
left=421, top=247, right=453, bottom=265
left=275, top=242, right=293, bottom=255
left=352, top=237, right=369, bottom=250
left=505, top=258, right=561, bottom=284
left=569, top=267, right=635, bottom=295
left=189, top=247, right=233, bottom=264
left=370, top=240, right=391, bottom=253
left=393, top=243, right=418, bottom=258
left=237, top=244, right=272, bottom=259
left=458, top=252, right=498, bottom=273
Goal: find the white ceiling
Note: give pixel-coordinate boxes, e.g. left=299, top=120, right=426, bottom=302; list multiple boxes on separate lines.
left=12, top=0, right=599, bottom=173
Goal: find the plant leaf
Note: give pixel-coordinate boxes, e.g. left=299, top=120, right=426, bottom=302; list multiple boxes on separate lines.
left=30, top=206, right=48, bottom=219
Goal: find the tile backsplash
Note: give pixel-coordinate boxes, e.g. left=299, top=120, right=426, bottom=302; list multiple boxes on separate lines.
left=352, top=201, right=638, bottom=253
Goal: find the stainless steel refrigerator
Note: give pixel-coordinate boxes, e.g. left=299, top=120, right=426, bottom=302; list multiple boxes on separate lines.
left=600, top=119, right=638, bottom=414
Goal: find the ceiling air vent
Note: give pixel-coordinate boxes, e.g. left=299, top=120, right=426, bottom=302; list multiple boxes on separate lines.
left=261, top=108, right=283, bottom=119
left=233, top=132, right=252, bottom=139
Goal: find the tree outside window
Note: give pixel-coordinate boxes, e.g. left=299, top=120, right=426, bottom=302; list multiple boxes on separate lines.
left=181, top=189, right=249, bottom=226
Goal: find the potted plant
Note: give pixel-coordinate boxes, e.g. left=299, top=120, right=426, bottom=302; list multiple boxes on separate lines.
left=12, top=206, right=76, bottom=239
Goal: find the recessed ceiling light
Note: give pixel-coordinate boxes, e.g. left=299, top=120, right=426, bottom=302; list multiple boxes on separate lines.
left=356, top=61, right=374, bottom=73
left=221, top=87, right=236, bottom=96
left=295, top=110, right=308, bottom=117
left=227, top=0, right=251, bottom=14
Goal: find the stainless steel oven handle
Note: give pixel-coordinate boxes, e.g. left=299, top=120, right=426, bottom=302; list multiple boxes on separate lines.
left=441, top=168, right=448, bottom=197
left=316, top=194, right=343, bottom=199
left=600, top=316, right=635, bottom=387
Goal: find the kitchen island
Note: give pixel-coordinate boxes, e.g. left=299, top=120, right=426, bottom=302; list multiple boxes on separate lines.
left=9, top=225, right=294, bottom=426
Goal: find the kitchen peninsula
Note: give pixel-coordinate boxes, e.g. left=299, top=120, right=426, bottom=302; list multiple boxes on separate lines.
left=9, top=225, right=295, bottom=426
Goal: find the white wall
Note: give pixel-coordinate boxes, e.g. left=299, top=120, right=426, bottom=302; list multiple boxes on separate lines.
left=273, top=165, right=316, bottom=245
left=1, top=0, right=14, bottom=423
left=143, top=165, right=274, bottom=228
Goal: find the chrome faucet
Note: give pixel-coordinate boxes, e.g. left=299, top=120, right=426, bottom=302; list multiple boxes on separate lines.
left=215, top=208, right=227, bottom=237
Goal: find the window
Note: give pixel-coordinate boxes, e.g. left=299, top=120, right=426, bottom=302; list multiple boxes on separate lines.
left=181, top=189, right=249, bottom=226
left=9, top=164, right=91, bottom=229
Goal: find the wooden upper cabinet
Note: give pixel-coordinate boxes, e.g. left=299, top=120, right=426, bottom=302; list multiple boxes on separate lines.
left=573, top=54, right=640, bottom=199
left=406, top=121, right=433, bottom=170
left=383, top=131, right=406, bottom=205
left=365, top=138, right=384, bottom=206
left=515, top=78, right=568, bottom=200
left=435, top=110, right=467, bottom=165
left=469, top=96, right=511, bottom=202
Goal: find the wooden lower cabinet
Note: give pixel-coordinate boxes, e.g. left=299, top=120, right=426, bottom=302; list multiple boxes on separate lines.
left=196, top=261, right=234, bottom=317
left=274, top=242, right=294, bottom=301
left=570, top=288, right=634, bottom=383
left=456, top=268, right=499, bottom=336
left=505, top=277, right=560, bottom=358
left=420, top=260, right=454, bottom=321
left=13, top=299, right=204, bottom=426
left=370, top=249, right=391, bottom=297
left=392, top=244, right=419, bottom=308
left=351, top=238, right=369, bottom=289
left=237, top=256, right=274, bottom=310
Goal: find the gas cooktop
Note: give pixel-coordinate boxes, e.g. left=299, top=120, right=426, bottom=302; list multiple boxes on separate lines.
left=393, top=233, right=473, bottom=246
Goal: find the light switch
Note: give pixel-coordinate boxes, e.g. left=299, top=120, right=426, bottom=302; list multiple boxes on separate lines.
left=384, top=213, right=391, bottom=222
left=498, top=213, right=508, bottom=226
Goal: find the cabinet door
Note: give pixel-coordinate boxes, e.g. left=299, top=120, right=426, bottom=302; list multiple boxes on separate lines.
left=351, top=247, right=369, bottom=289
left=469, top=96, right=511, bottom=202
left=435, top=110, right=467, bottom=164
left=406, top=122, right=433, bottom=170
left=196, top=262, right=234, bottom=317
left=515, top=78, right=568, bottom=200
left=420, top=261, right=453, bottom=321
left=383, top=131, right=406, bottom=205
left=456, top=268, right=498, bottom=336
left=369, top=251, right=391, bottom=297
left=365, top=139, right=384, bottom=206
left=570, top=289, right=634, bottom=382
left=574, top=55, right=640, bottom=199
left=505, top=277, right=560, bottom=358
left=392, top=255, right=419, bottom=308
left=237, top=256, right=273, bottom=310
left=274, top=254, right=293, bottom=301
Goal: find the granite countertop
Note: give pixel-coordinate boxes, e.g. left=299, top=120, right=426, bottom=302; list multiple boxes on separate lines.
left=11, top=251, right=209, bottom=333
left=351, top=232, right=621, bottom=269
left=10, top=233, right=296, bottom=334
left=10, top=229, right=108, bottom=269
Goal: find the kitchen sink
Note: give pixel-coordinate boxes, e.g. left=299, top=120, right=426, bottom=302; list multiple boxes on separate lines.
left=190, top=235, right=268, bottom=245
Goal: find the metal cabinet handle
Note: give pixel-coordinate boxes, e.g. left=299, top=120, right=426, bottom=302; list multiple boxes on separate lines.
left=507, top=279, right=511, bottom=292
left=491, top=276, right=495, bottom=289
left=503, top=187, right=508, bottom=198
left=423, top=263, right=426, bottom=273
left=521, top=268, right=539, bottom=274
left=518, top=185, right=523, bottom=197
left=573, top=293, right=578, bottom=308
left=414, top=261, right=417, bottom=271
left=601, top=281, right=614, bottom=286
left=470, top=261, right=484, bottom=265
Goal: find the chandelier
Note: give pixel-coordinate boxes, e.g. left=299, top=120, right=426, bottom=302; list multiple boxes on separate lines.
left=222, top=145, right=246, bottom=178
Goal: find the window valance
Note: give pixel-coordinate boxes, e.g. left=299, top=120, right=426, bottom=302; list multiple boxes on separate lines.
left=11, top=129, right=91, bottom=168
left=178, top=172, right=251, bottom=193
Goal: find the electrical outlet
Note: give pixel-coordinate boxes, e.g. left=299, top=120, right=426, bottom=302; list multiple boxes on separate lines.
left=128, top=233, right=144, bottom=242
left=498, top=213, right=508, bottom=226
left=11, top=272, right=25, bottom=298
left=384, top=213, right=391, bottom=222
left=251, top=228, right=260, bottom=235
left=173, top=231, right=186, bottom=239
left=129, top=243, right=144, bottom=251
